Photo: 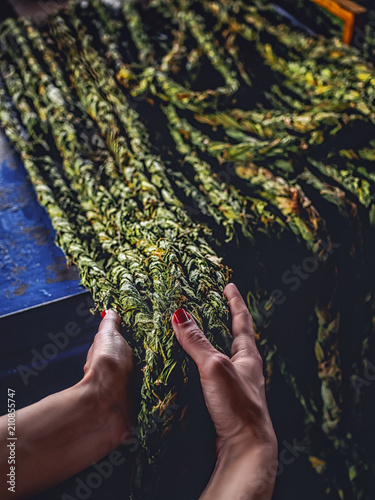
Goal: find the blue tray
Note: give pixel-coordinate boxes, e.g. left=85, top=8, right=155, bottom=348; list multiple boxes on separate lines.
left=0, top=133, right=84, bottom=317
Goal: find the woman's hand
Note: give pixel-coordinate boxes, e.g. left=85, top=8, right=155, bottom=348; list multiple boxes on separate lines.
left=172, top=283, right=277, bottom=500
left=0, top=309, right=133, bottom=500
left=82, top=309, right=134, bottom=448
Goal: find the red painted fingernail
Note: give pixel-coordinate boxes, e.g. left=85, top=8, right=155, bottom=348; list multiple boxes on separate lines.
left=101, top=310, right=107, bottom=319
left=173, top=308, right=191, bottom=324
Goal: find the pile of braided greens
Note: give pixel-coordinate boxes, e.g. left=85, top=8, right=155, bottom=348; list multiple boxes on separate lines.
left=0, top=0, right=374, bottom=499
left=259, top=0, right=375, bottom=63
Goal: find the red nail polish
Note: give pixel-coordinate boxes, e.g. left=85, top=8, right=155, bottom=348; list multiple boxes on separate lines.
left=101, top=310, right=107, bottom=319
left=173, top=308, right=190, bottom=324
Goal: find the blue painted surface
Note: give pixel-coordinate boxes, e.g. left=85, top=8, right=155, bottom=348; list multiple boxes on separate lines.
left=0, top=134, right=84, bottom=316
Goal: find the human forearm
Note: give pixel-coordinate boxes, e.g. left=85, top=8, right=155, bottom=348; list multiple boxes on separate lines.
left=200, top=436, right=277, bottom=500
left=0, top=376, right=124, bottom=499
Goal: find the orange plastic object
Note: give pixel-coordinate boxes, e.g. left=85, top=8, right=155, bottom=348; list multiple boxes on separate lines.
left=311, top=0, right=367, bottom=44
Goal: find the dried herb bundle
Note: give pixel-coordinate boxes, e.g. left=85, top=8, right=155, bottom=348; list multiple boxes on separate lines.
left=1, top=1, right=375, bottom=498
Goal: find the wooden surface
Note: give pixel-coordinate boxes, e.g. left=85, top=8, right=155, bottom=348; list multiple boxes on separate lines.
left=9, top=0, right=68, bottom=21
left=322, top=0, right=367, bottom=14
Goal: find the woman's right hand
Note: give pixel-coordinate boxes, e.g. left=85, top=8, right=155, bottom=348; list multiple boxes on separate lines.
left=172, top=283, right=277, bottom=500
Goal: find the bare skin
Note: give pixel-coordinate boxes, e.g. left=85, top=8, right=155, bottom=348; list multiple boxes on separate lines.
left=0, top=310, right=133, bottom=499
left=172, top=283, right=278, bottom=500
left=0, top=283, right=277, bottom=499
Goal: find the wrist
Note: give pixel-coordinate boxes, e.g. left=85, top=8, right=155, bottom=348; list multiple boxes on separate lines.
left=201, top=431, right=277, bottom=500
left=78, top=371, right=128, bottom=450
left=217, top=427, right=277, bottom=463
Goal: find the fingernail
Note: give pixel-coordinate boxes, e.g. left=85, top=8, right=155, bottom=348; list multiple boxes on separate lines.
left=173, top=308, right=191, bottom=324
left=101, top=310, right=107, bottom=319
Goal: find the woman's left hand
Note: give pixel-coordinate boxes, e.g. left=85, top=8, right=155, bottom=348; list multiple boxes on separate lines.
left=83, top=309, right=134, bottom=447
left=0, top=309, right=134, bottom=499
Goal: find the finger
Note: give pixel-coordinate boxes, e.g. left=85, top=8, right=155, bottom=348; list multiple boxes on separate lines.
left=96, top=309, right=132, bottom=361
left=98, top=309, right=122, bottom=335
left=224, top=283, right=256, bottom=359
left=172, top=308, right=218, bottom=368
